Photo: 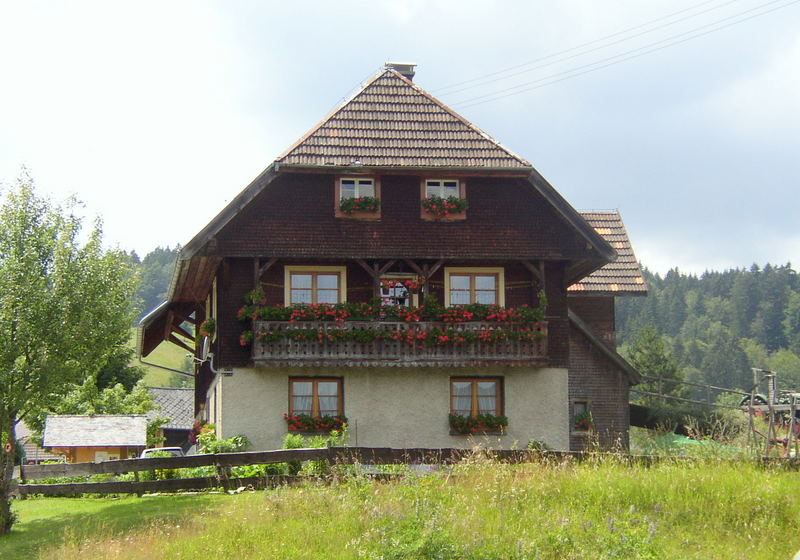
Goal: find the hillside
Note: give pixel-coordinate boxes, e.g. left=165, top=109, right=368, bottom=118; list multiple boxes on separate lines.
left=617, top=263, right=800, bottom=392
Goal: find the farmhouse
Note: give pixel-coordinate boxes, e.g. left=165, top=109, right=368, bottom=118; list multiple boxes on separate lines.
left=139, top=63, right=646, bottom=451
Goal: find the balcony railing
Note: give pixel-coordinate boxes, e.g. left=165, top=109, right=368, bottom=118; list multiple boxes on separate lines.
left=251, top=320, right=547, bottom=367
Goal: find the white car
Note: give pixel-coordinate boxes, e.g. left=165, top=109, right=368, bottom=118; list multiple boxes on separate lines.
left=140, top=447, right=185, bottom=459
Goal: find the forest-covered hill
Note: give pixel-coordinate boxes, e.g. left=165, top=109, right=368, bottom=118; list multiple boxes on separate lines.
left=617, top=264, right=800, bottom=391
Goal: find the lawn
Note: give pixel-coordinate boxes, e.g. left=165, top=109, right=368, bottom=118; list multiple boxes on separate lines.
left=5, top=457, right=800, bottom=559
left=3, top=494, right=220, bottom=558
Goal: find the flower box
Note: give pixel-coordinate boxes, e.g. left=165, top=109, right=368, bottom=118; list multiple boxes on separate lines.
left=421, top=195, right=468, bottom=221
left=284, top=413, right=347, bottom=433
left=337, top=196, right=381, bottom=220
left=573, top=411, right=594, bottom=431
left=448, top=413, right=508, bottom=435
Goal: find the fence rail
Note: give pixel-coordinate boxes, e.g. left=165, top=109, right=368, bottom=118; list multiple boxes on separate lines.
left=14, top=446, right=800, bottom=497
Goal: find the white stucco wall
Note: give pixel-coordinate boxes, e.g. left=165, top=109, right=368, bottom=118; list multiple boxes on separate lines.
left=217, top=366, right=569, bottom=451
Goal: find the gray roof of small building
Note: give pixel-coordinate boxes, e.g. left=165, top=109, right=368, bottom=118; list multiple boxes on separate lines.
left=147, top=387, right=194, bottom=430
left=43, top=415, right=147, bottom=448
left=15, top=421, right=63, bottom=462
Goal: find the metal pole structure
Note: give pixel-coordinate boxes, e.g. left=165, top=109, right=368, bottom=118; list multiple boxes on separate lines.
left=765, top=373, right=776, bottom=457
left=748, top=368, right=759, bottom=455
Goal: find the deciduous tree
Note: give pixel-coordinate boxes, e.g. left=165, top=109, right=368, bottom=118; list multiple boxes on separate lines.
left=0, top=174, right=137, bottom=534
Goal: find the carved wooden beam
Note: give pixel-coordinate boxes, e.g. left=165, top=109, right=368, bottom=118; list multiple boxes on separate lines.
left=377, top=259, right=396, bottom=276
left=427, top=259, right=444, bottom=278
left=403, top=259, right=424, bottom=276
left=254, top=257, right=278, bottom=286
left=168, top=334, right=194, bottom=353
left=171, top=310, right=196, bottom=326
left=354, top=258, right=377, bottom=278
left=173, top=323, right=194, bottom=341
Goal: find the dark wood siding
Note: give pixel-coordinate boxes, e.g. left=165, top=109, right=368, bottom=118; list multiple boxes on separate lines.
left=213, top=173, right=595, bottom=260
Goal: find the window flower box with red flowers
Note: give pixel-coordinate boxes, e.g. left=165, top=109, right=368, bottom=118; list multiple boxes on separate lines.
left=448, top=413, right=508, bottom=435
left=284, top=413, right=347, bottom=433
left=421, top=195, right=468, bottom=220
left=339, top=196, right=380, bottom=215
left=573, top=411, right=594, bottom=432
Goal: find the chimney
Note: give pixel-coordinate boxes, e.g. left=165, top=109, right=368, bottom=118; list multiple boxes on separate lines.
left=385, top=61, right=416, bottom=81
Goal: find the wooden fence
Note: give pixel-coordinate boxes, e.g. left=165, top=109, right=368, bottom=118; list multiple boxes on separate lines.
left=13, top=446, right=800, bottom=497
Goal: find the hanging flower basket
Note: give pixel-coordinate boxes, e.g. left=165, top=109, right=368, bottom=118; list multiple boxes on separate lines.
left=199, top=318, right=216, bottom=338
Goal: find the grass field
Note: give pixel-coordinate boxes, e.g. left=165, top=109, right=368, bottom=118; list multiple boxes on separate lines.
left=6, top=457, right=800, bottom=559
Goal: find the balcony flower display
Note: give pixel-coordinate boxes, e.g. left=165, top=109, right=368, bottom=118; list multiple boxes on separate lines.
left=448, top=413, right=508, bottom=434
left=421, top=195, right=468, bottom=218
left=237, top=294, right=548, bottom=349
left=284, top=413, right=347, bottom=432
left=339, top=196, right=380, bottom=215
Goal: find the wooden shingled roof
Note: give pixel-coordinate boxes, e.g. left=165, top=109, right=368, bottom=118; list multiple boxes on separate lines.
left=276, top=68, right=532, bottom=169
left=569, top=211, right=647, bottom=296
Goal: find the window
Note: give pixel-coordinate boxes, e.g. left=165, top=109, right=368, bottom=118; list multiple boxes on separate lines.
left=379, top=275, right=419, bottom=308
left=450, top=377, right=502, bottom=417
left=340, top=177, right=375, bottom=199
left=336, top=177, right=381, bottom=218
left=444, top=267, right=505, bottom=306
left=572, top=400, right=593, bottom=432
left=284, top=266, right=347, bottom=305
left=425, top=179, right=460, bottom=198
left=289, top=378, right=343, bottom=417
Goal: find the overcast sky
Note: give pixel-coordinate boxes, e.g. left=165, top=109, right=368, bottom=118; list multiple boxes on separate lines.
left=1, top=0, right=798, bottom=275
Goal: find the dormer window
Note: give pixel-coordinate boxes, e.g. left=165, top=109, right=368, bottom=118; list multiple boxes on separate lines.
left=336, top=177, right=381, bottom=219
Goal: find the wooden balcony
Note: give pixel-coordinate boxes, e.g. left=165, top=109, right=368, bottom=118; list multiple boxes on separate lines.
left=251, top=320, right=547, bottom=367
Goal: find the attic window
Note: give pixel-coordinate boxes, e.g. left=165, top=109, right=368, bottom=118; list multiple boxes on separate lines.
left=336, top=177, right=381, bottom=219
left=341, top=178, right=375, bottom=199
left=425, top=179, right=459, bottom=198
left=421, top=179, right=466, bottom=220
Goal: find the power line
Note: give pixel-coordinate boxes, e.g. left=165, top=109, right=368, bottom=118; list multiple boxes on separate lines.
left=453, top=0, right=800, bottom=109
left=434, top=0, right=741, bottom=96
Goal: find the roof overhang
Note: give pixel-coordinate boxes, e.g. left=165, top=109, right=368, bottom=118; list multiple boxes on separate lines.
left=524, top=170, right=617, bottom=285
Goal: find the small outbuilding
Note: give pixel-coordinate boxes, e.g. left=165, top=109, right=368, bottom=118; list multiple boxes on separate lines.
left=147, top=387, right=194, bottom=451
left=42, top=415, right=147, bottom=463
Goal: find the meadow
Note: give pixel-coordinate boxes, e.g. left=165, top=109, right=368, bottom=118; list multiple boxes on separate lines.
left=6, top=456, right=800, bottom=559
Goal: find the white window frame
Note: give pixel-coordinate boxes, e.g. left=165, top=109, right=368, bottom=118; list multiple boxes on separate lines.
left=444, top=267, right=505, bottom=307
left=339, top=177, right=376, bottom=200
left=425, top=179, right=461, bottom=199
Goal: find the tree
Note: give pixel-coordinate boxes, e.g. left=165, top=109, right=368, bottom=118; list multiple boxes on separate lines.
left=624, top=326, right=689, bottom=406
left=135, top=245, right=180, bottom=319
left=0, top=175, right=137, bottom=534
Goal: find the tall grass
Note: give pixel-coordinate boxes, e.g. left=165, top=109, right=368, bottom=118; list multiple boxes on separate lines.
left=35, top=455, right=800, bottom=559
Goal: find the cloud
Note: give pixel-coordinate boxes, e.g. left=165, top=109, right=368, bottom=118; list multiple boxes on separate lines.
left=689, top=34, right=800, bottom=139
